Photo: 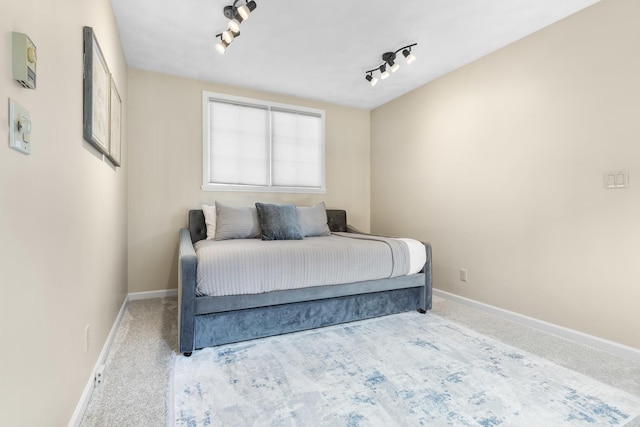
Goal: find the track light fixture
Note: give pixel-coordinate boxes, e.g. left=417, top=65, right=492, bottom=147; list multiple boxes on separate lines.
left=365, top=43, right=417, bottom=86
left=215, top=0, right=257, bottom=54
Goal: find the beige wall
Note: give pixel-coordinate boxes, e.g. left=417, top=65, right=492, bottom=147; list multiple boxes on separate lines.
left=127, top=69, right=370, bottom=292
left=371, top=0, right=640, bottom=349
left=0, top=0, right=128, bottom=425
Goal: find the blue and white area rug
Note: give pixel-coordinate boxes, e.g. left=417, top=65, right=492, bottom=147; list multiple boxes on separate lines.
left=169, top=313, right=640, bottom=426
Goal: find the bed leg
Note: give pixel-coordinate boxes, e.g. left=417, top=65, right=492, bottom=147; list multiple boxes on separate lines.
left=417, top=308, right=426, bottom=314
left=183, top=352, right=192, bottom=357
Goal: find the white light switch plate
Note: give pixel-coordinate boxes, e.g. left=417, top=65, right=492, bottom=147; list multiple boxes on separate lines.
left=8, top=98, right=31, bottom=155
left=604, top=170, right=628, bottom=189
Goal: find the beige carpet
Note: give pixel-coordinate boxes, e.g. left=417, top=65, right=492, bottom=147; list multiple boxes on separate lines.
left=80, top=297, right=178, bottom=426
left=80, top=295, right=640, bottom=426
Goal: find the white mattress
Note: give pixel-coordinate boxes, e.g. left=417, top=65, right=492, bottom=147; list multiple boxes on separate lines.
left=395, top=238, right=427, bottom=275
left=194, top=233, right=426, bottom=297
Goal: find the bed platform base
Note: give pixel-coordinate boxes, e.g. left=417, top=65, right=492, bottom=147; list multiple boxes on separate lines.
left=179, top=209, right=432, bottom=356
left=195, top=284, right=424, bottom=351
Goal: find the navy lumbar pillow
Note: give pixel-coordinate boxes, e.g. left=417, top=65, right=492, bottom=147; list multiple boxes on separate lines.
left=255, top=203, right=303, bottom=241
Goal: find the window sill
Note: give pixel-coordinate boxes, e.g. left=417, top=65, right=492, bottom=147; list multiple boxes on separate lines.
left=201, top=184, right=326, bottom=194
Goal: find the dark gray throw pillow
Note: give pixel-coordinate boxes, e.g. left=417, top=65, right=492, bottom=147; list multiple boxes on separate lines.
left=255, top=203, right=303, bottom=241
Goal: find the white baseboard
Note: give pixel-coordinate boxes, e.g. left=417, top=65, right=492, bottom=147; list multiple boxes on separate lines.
left=128, top=289, right=178, bottom=301
left=68, top=296, right=129, bottom=427
left=433, top=289, right=640, bottom=363
left=69, top=289, right=178, bottom=425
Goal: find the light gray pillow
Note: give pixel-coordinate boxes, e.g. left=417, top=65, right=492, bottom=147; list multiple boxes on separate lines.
left=202, top=204, right=216, bottom=240
left=214, top=201, right=261, bottom=240
left=297, top=202, right=331, bottom=237
left=255, top=203, right=303, bottom=241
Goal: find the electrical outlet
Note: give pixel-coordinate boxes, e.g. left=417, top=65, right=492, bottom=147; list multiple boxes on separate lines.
left=84, top=324, right=90, bottom=352
left=459, top=268, right=468, bottom=282
left=95, top=365, right=105, bottom=386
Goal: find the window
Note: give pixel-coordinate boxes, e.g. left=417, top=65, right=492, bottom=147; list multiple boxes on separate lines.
left=202, top=91, right=325, bottom=193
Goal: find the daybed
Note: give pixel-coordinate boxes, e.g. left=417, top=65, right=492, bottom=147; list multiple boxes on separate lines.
left=178, top=204, right=432, bottom=356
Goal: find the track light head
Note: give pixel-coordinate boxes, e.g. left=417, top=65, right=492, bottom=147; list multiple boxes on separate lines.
left=237, top=4, right=250, bottom=19
left=366, top=74, right=378, bottom=87
left=403, top=48, right=416, bottom=64
left=238, top=1, right=257, bottom=19
left=228, top=17, right=243, bottom=33
left=215, top=38, right=229, bottom=54
left=380, top=64, right=390, bottom=80
left=221, top=29, right=237, bottom=43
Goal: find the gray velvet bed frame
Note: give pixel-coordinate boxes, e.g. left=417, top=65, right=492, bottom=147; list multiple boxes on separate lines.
left=178, top=209, right=432, bottom=356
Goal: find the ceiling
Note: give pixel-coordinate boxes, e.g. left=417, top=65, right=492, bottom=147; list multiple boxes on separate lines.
left=110, top=0, right=599, bottom=110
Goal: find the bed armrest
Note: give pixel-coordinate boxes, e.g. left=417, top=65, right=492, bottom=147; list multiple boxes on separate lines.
left=421, top=241, right=433, bottom=311
left=326, top=209, right=347, bottom=232
left=178, top=228, right=197, bottom=354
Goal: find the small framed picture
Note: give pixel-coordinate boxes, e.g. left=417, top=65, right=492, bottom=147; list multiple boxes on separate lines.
left=82, top=26, right=110, bottom=155
left=107, top=75, right=122, bottom=166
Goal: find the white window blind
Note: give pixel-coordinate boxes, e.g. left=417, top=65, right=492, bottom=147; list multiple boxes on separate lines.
left=202, top=92, right=325, bottom=193
left=208, top=101, right=269, bottom=186
left=272, top=109, right=323, bottom=188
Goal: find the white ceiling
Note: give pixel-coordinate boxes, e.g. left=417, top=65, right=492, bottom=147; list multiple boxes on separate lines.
left=111, top=0, right=599, bottom=110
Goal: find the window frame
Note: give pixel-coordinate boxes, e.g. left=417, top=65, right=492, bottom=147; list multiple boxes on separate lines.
left=202, top=91, right=326, bottom=193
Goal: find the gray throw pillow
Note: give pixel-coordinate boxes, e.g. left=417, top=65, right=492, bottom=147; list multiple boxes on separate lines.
left=297, top=202, right=331, bottom=237
left=214, top=202, right=261, bottom=240
left=255, top=203, right=303, bottom=241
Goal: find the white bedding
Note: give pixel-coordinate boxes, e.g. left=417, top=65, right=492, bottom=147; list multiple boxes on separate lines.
left=194, top=233, right=426, bottom=297
left=395, top=238, right=427, bottom=275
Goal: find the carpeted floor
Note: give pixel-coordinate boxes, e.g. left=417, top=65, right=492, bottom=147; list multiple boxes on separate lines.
left=80, top=297, right=178, bottom=426
left=80, top=295, right=640, bottom=426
